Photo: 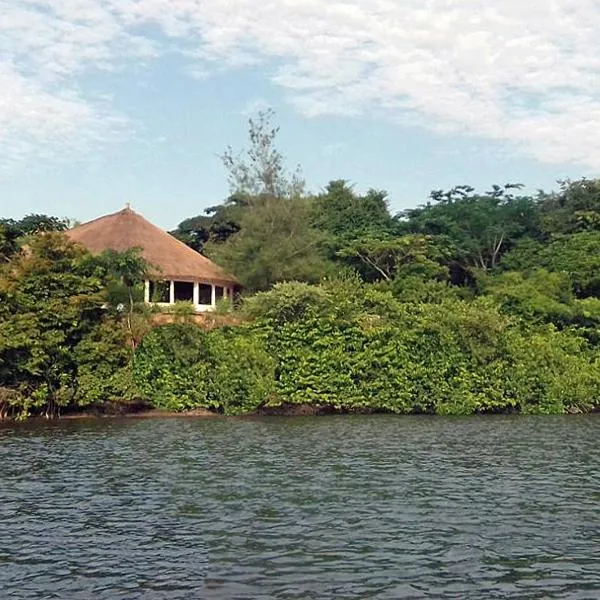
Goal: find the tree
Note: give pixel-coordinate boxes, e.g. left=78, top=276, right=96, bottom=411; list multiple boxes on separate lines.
left=97, top=248, right=152, bottom=350
left=337, top=234, right=452, bottom=283
left=500, top=232, right=600, bottom=298
left=0, top=214, right=69, bottom=262
left=0, top=234, right=108, bottom=417
left=312, top=180, right=395, bottom=242
left=205, top=196, right=331, bottom=292
left=221, top=108, right=304, bottom=201
left=537, top=178, right=600, bottom=235
left=187, top=109, right=333, bottom=291
left=14, top=214, right=69, bottom=235
left=170, top=202, right=242, bottom=253
left=478, top=269, right=576, bottom=326
left=0, top=233, right=150, bottom=418
left=173, top=109, right=304, bottom=255
left=99, top=248, right=150, bottom=311
left=0, top=222, right=21, bottom=262
left=402, top=184, right=540, bottom=275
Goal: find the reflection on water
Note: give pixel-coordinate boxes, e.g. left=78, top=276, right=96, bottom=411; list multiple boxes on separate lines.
left=1, top=415, right=599, bottom=599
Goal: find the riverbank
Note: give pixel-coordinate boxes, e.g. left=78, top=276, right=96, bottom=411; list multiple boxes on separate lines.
left=61, top=407, right=219, bottom=420
left=3, top=402, right=399, bottom=422
left=5, top=237, right=600, bottom=420
left=4, top=399, right=598, bottom=422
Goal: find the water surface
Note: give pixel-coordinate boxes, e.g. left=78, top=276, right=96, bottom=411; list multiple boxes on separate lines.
left=1, top=415, right=599, bottom=599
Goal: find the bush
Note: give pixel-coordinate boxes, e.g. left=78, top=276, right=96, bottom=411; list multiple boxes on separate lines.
left=246, top=281, right=600, bottom=415
left=133, top=323, right=275, bottom=414
left=73, top=321, right=141, bottom=408
left=133, top=324, right=213, bottom=411
left=208, top=328, right=276, bottom=414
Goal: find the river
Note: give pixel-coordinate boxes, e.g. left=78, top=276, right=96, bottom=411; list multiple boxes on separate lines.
left=1, top=415, right=599, bottom=599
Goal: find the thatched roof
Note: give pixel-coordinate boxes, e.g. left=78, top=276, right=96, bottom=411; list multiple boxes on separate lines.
left=67, top=207, right=239, bottom=285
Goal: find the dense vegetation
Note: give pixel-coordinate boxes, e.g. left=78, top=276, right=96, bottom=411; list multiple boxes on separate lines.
left=2, top=112, right=600, bottom=418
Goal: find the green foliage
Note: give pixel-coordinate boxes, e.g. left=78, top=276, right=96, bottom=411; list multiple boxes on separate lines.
left=208, top=327, right=276, bottom=414
left=95, top=247, right=153, bottom=351
left=221, top=108, right=304, bottom=200
left=403, top=184, right=540, bottom=277
left=174, top=110, right=331, bottom=291
left=388, top=275, right=467, bottom=304
left=105, top=281, right=145, bottom=308
left=0, top=214, right=69, bottom=263
left=169, top=301, right=197, bottom=322
left=205, top=196, right=332, bottom=292
left=133, top=324, right=214, bottom=411
left=170, top=109, right=306, bottom=255
left=245, top=281, right=600, bottom=415
left=11, top=214, right=69, bottom=235
left=312, top=180, right=395, bottom=246
left=0, top=233, right=154, bottom=417
left=0, top=387, right=27, bottom=420
left=479, top=269, right=576, bottom=325
left=134, top=171, right=600, bottom=417
left=501, top=232, right=600, bottom=298
left=0, top=234, right=114, bottom=416
left=243, top=281, right=332, bottom=324
left=171, top=205, right=241, bottom=253
left=0, top=223, right=21, bottom=262
left=214, top=297, right=234, bottom=315
left=537, top=178, right=600, bottom=235
left=99, top=247, right=148, bottom=285
left=5, top=129, right=600, bottom=421
left=72, top=322, right=139, bottom=407
left=133, top=324, right=274, bottom=414
left=338, top=233, right=452, bottom=282
left=499, top=326, right=599, bottom=414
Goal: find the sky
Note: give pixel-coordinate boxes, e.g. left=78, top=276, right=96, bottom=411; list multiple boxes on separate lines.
left=1, top=0, right=599, bottom=230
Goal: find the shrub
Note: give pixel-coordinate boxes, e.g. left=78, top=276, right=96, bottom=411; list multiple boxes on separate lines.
left=133, top=323, right=275, bottom=414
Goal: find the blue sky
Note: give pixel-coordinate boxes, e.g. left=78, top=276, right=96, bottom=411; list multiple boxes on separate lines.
left=1, top=1, right=598, bottom=229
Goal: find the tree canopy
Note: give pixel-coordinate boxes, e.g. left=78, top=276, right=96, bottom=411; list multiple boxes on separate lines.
left=3, top=112, right=600, bottom=419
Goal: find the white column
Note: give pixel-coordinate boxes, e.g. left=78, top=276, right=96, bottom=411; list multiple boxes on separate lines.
left=169, top=280, right=175, bottom=304
left=144, top=280, right=150, bottom=303
left=223, top=286, right=228, bottom=300
left=211, top=284, right=216, bottom=309
left=193, top=282, right=199, bottom=307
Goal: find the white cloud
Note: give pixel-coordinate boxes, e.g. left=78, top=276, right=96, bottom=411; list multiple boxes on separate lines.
left=0, top=64, right=128, bottom=174
left=0, top=0, right=144, bottom=173
left=2, top=0, right=600, bottom=171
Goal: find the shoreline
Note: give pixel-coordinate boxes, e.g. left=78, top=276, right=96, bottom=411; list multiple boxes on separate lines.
left=2, top=403, right=597, bottom=423
left=60, top=408, right=221, bottom=420
left=2, top=403, right=398, bottom=422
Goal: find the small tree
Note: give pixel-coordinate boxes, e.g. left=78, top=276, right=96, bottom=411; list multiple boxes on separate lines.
left=98, top=248, right=152, bottom=350
left=220, top=108, right=305, bottom=202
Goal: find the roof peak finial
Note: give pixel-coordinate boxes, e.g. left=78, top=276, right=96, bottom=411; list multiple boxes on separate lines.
left=125, top=201, right=131, bottom=211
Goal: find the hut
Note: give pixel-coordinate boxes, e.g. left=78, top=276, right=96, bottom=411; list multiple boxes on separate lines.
left=67, top=206, right=239, bottom=312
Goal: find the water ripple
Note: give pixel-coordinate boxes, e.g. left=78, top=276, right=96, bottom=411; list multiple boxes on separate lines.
left=1, top=415, right=599, bottom=598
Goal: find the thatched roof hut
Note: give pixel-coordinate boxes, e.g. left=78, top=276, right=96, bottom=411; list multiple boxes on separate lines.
left=67, top=206, right=238, bottom=311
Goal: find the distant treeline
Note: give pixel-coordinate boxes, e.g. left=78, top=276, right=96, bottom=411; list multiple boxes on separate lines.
left=2, top=111, right=600, bottom=418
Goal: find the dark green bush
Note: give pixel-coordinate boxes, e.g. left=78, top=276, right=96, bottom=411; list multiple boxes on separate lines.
left=133, top=323, right=275, bottom=414
left=245, top=281, right=600, bottom=415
